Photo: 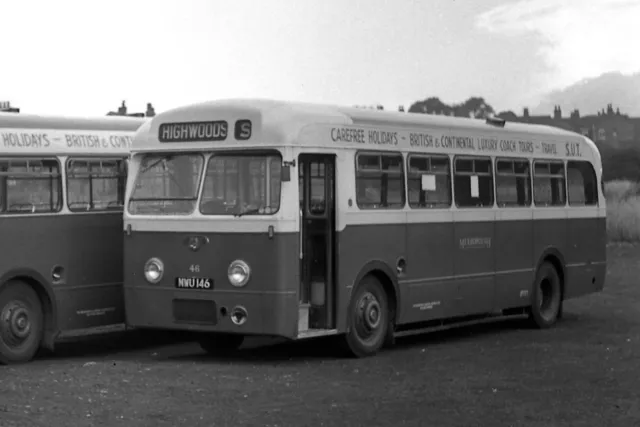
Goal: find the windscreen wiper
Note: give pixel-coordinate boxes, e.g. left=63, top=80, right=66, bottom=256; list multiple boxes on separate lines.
left=233, top=207, right=263, bottom=217
left=140, top=154, right=175, bottom=174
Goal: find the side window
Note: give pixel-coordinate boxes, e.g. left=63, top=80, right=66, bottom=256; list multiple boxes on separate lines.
left=495, top=158, right=531, bottom=207
left=407, top=154, right=451, bottom=208
left=567, top=161, right=598, bottom=206
left=453, top=157, right=493, bottom=207
left=309, top=161, right=326, bottom=214
left=67, top=158, right=127, bottom=211
left=355, top=152, right=405, bottom=209
left=533, top=161, right=566, bottom=206
left=0, top=158, right=62, bottom=213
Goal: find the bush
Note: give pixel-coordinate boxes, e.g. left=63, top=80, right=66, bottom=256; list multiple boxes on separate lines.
left=605, top=180, right=640, bottom=242
left=604, top=179, right=640, bottom=202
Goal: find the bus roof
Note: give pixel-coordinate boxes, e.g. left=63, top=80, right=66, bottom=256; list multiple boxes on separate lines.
left=132, top=99, right=599, bottom=162
left=0, top=112, right=147, bottom=156
left=0, top=112, right=146, bottom=131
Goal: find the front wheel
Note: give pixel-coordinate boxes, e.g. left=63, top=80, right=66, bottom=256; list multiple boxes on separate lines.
left=198, top=333, right=244, bottom=356
left=343, top=275, right=389, bottom=358
left=0, top=281, right=44, bottom=365
left=528, top=262, right=563, bottom=329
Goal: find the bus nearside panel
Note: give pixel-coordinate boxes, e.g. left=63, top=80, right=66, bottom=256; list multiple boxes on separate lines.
left=0, top=213, right=125, bottom=331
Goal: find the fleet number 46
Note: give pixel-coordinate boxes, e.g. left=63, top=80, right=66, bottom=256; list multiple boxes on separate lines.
left=189, top=264, right=200, bottom=273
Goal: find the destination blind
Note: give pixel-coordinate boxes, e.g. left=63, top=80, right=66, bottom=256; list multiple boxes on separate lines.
left=158, top=119, right=253, bottom=143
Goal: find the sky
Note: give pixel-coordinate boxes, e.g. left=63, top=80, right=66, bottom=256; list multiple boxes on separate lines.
left=0, top=0, right=638, bottom=117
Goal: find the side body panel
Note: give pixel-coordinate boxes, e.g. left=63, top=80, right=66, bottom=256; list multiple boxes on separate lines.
left=0, top=213, right=126, bottom=331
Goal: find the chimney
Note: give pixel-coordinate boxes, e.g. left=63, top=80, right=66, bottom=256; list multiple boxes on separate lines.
left=523, top=107, right=529, bottom=118
left=607, top=103, right=614, bottom=115
left=553, top=105, right=562, bottom=120
left=146, top=103, right=156, bottom=117
left=117, top=101, right=127, bottom=116
left=0, top=101, right=19, bottom=113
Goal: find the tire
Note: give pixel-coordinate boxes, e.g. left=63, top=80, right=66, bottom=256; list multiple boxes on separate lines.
left=528, top=262, right=563, bottom=329
left=0, top=281, right=44, bottom=365
left=198, top=333, right=244, bottom=355
left=343, top=275, right=389, bottom=358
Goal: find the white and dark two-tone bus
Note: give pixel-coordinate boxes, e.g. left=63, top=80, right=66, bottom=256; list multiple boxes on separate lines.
left=122, top=99, right=606, bottom=358
left=0, top=112, right=146, bottom=364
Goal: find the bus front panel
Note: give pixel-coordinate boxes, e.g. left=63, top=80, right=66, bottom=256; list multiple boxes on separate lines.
left=123, top=229, right=299, bottom=338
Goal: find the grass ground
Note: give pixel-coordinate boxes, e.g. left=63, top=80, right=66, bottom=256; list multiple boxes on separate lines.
left=605, top=179, right=640, bottom=242
left=1, top=244, right=639, bottom=427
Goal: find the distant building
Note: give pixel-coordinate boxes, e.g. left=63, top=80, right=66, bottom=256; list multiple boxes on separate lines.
left=497, top=104, right=640, bottom=149
left=0, top=101, right=20, bottom=113
left=107, top=100, right=156, bottom=118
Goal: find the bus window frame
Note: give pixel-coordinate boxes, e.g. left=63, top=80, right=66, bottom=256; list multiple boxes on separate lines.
left=354, top=150, right=406, bottom=210
left=532, top=159, right=567, bottom=208
left=199, top=149, right=284, bottom=216
left=128, top=151, right=206, bottom=216
left=65, top=156, right=129, bottom=213
left=494, top=157, right=532, bottom=208
left=406, top=152, right=452, bottom=209
left=452, top=155, right=494, bottom=209
left=566, top=159, right=599, bottom=207
left=0, top=156, right=63, bottom=215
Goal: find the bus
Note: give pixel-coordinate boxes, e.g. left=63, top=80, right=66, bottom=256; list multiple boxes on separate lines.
left=122, top=99, right=606, bottom=358
left=0, top=112, right=146, bottom=364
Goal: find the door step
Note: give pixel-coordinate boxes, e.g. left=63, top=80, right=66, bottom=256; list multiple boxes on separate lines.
left=298, top=303, right=338, bottom=339
left=298, top=303, right=310, bottom=333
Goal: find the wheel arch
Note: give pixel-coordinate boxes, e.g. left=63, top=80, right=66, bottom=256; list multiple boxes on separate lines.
left=0, top=268, right=57, bottom=351
left=349, top=260, right=400, bottom=325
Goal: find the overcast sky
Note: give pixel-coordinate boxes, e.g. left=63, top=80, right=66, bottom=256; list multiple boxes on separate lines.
left=0, top=0, right=637, bottom=116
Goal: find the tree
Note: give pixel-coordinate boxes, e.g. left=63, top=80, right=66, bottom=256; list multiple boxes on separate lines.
left=408, top=97, right=452, bottom=115
left=408, top=96, right=495, bottom=118
left=496, top=110, right=518, bottom=120
left=461, top=97, right=495, bottom=118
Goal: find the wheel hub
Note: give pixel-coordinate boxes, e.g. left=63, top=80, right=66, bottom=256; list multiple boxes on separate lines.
left=355, top=291, right=383, bottom=340
left=1, top=302, right=32, bottom=345
left=364, top=299, right=381, bottom=329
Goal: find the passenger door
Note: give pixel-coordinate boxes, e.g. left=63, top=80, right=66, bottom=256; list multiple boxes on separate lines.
left=298, top=154, right=336, bottom=331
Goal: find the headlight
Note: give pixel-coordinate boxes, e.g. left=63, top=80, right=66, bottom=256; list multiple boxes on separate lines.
left=227, top=260, right=250, bottom=287
left=144, top=257, right=164, bottom=283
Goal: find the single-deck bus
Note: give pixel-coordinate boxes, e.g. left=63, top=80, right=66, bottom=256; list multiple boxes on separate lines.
left=122, top=99, right=606, bottom=358
left=0, top=112, right=146, bottom=364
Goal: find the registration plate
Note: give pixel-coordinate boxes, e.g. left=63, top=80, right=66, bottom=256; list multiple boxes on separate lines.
left=175, top=277, right=214, bottom=290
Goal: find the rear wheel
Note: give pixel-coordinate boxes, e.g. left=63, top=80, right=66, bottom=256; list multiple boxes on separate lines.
left=198, top=333, right=244, bottom=356
left=528, top=262, right=562, bottom=329
left=0, top=281, right=44, bottom=365
left=343, top=275, right=389, bottom=358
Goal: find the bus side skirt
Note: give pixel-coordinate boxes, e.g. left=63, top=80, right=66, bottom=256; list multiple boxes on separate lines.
left=294, top=308, right=529, bottom=341
left=393, top=309, right=528, bottom=338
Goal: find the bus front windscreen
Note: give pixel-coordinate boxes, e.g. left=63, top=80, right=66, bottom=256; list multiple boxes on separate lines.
left=199, top=153, right=282, bottom=216
left=128, top=153, right=204, bottom=215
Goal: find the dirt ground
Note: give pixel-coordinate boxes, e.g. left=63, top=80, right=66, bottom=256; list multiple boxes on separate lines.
left=1, top=244, right=640, bottom=427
